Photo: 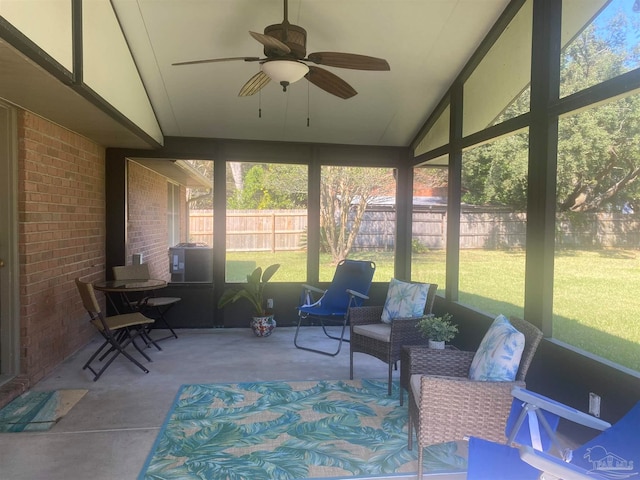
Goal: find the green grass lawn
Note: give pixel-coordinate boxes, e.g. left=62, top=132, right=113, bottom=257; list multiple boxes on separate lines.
left=226, top=248, right=640, bottom=371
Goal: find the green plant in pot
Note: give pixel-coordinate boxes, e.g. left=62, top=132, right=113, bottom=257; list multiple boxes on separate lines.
left=218, top=264, right=280, bottom=337
left=416, top=313, right=458, bottom=349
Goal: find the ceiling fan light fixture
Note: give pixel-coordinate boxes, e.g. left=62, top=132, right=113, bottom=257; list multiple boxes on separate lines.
left=175, top=0, right=389, bottom=99
left=261, top=60, right=309, bottom=87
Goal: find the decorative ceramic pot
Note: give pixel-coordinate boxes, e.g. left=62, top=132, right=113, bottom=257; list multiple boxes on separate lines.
left=251, top=315, right=276, bottom=337
left=428, top=339, right=445, bottom=349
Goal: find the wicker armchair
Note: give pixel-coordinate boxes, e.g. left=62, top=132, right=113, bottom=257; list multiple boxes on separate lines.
left=406, top=316, right=543, bottom=479
left=349, top=283, right=438, bottom=396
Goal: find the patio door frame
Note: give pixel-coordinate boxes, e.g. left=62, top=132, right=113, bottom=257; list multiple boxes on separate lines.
left=0, top=100, right=20, bottom=383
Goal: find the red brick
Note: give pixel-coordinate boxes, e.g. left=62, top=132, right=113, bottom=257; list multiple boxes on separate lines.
left=15, top=110, right=106, bottom=388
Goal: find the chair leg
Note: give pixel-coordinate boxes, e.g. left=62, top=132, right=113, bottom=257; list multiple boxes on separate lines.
left=388, top=362, right=393, bottom=396
left=408, top=411, right=414, bottom=450
left=83, top=339, right=111, bottom=372
left=97, top=342, right=149, bottom=381
left=99, top=329, right=146, bottom=360
left=116, top=330, right=151, bottom=363
left=139, top=327, right=162, bottom=352
left=129, top=332, right=153, bottom=362
left=91, top=346, right=144, bottom=381
left=350, top=350, right=354, bottom=380
left=98, top=330, right=125, bottom=361
left=417, top=447, right=424, bottom=479
left=151, top=305, right=178, bottom=340
left=85, top=333, right=150, bottom=381
left=320, top=320, right=350, bottom=343
left=294, top=314, right=346, bottom=356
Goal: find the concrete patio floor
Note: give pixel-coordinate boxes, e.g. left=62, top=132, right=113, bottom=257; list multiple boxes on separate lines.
left=0, top=326, right=466, bottom=480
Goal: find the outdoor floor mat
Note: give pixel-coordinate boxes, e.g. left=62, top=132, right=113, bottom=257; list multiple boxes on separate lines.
left=0, top=389, right=87, bottom=432
left=139, top=378, right=467, bottom=479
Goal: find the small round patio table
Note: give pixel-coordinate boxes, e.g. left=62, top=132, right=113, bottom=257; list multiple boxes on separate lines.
left=93, top=279, right=167, bottom=314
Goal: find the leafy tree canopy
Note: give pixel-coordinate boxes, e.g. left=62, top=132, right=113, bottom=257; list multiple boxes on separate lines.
left=227, top=164, right=307, bottom=209
left=462, top=7, right=640, bottom=213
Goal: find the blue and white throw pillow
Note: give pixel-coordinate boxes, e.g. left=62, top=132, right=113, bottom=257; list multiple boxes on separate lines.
left=380, top=278, right=430, bottom=324
left=469, top=314, right=525, bottom=381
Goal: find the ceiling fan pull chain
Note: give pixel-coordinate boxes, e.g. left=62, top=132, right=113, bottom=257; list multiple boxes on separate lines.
left=259, top=90, right=262, bottom=118
left=307, top=81, right=310, bottom=127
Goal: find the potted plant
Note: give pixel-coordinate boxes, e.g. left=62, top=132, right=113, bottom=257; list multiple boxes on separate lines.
left=218, top=264, right=280, bottom=336
left=416, top=313, right=458, bottom=349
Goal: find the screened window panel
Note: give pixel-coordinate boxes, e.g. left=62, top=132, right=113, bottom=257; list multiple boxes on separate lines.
left=225, top=162, right=308, bottom=283
left=463, top=0, right=532, bottom=137
left=554, top=91, right=640, bottom=371
left=318, top=166, right=396, bottom=283
left=458, top=130, right=529, bottom=318
left=560, top=0, right=639, bottom=98
left=411, top=164, right=448, bottom=292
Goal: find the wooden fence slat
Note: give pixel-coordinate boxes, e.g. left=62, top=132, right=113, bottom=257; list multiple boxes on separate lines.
left=187, top=209, right=639, bottom=252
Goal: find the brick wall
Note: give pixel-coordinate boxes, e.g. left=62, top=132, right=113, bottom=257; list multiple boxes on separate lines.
left=127, top=160, right=175, bottom=280
left=17, top=110, right=105, bottom=385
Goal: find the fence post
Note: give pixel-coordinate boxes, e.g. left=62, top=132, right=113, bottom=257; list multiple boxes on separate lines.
left=271, top=213, right=276, bottom=253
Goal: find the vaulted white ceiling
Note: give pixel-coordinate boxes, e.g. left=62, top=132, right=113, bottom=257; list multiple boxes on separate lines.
left=0, top=1, right=512, bottom=150
left=111, top=0, right=511, bottom=147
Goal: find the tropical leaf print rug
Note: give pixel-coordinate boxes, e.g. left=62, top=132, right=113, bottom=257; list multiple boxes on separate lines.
left=0, top=389, right=87, bottom=432
left=138, top=379, right=467, bottom=479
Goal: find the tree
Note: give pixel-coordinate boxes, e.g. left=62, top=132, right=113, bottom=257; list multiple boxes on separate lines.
left=462, top=132, right=529, bottom=210
left=262, top=164, right=308, bottom=208
left=227, top=165, right=268, bottom=209
left=320, top=166, right=392, bottom=264
left=226, top=163, right=391, bottom=263
left=185, top=160, right=213, bottom=209
left=557, top=95, right=640, bottom=212
left=227, top=164, right=307, bottom=209
left=556, top=10, right=640, bottom=212
left=462, top=8, right=640, bottom=213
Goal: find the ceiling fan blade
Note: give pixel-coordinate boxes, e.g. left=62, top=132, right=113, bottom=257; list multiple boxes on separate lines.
left=307, top=52, right=390, bottom=71
left=173, top=56, right=261, bottom=66
left=249, top=31, right=291, bottom=55
left=238, top=71, right=271, bottom=97
left=306, top=66, right=357, bottom=99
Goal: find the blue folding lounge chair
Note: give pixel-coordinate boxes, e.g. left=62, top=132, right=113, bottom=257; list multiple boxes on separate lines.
left=465, top=386, right=640, bottom=480
left=294, top=259, right=375, bottom=356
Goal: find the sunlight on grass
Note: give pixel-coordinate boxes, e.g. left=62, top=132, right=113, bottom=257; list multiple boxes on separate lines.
left=553, top=249, right=640, bottom=371
left=227, top=248, right=640, bottom=371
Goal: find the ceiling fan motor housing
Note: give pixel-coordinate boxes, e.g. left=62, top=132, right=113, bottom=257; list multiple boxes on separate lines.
left=264, top=23, right=307, bottom=59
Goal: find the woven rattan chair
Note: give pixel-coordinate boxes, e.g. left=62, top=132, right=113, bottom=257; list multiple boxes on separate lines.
left=406, top=316, right=543, bottom=479
left=349, top=282, right=438, bottom=396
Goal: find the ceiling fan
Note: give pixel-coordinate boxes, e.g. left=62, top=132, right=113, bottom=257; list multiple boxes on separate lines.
left=172, top=0, right=390, bottom=99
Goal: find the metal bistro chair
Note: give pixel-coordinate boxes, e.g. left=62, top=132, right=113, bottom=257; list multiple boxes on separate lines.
left=75, top=278, right=157, bottom=381
left=112, top=264, right=180, bottom=340
left=294, top=259, right=376, bottom=356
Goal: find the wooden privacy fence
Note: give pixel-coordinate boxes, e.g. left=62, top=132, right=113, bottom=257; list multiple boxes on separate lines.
left=188, top=208, right=640, bottom=251
left=189, top=210, right=307, bottom=251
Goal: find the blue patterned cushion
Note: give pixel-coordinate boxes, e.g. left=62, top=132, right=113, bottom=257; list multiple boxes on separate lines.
left=380, top=278, right=430, bottom=324
left=469, top=315, right=525, bottom=381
